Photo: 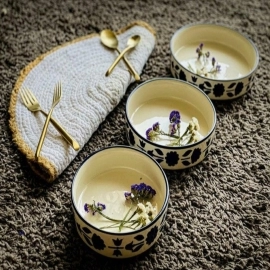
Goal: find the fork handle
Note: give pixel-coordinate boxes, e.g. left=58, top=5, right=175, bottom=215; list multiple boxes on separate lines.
left=35, top=108, right=54, bottom=159
left=40, top=110, right=80, bottom=151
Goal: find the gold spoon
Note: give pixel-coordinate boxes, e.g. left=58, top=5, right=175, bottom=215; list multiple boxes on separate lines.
left=100, top=30, right=140, bottom=81
left=105, top=34, right=141, bottom=78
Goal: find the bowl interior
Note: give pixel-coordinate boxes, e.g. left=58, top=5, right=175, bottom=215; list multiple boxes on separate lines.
left=171, top=24, right=258, bottom=80
left=126, top=78, right=216, bottom=147
left=72, top=146, right=168, bottom=233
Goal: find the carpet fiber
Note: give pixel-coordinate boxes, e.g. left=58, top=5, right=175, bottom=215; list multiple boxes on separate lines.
left=1, top=0, right=269, bottom=269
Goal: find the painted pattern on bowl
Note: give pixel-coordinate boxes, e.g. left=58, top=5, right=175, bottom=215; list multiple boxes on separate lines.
left=125, top=78, right=216, bottom=170
left=74, top=206, right=167, bottom=258
left=170, top=23, right=259, bottom=100
left=71, top=145, right=169, bottom=258
left=127, top=125, right=214, bottom=169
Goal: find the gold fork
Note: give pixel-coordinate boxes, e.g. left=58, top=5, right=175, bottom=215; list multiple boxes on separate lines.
left=20, top=86, right=80, bottom=151
left=35, top=82, right=62, bottom=159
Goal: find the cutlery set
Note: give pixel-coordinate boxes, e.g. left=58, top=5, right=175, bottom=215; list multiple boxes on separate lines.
left=20, top=30, right=141, bottom=159
left=35, top=82, right=62, bottom=159
left=100, top=30, right=141, bottom=81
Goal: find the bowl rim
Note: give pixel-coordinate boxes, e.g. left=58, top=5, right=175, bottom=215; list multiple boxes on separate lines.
left=126, top=77, right=217, bottom=150
left=71, top=145, right=170, bottom=235
left=170, top=22, right=260, bottom=82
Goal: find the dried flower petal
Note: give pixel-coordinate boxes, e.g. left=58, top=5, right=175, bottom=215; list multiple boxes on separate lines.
left=146, top=128, right=157, bottom=141
left=152, top=122, right=160, bottom=132
left=192, top=117, right=200, bottom=131
left=85, top=182, right=157, bottom=232
left=84, top=203, right=90, bottom=213
left=124, top=192, right=132, bottom=200
left=97, top=202, right=106, bottom=211
left=192, top=43, right=221, bottom=77
left=169, top=110, right=181, bottom=124
left=169, top=123, right=177, bottom=135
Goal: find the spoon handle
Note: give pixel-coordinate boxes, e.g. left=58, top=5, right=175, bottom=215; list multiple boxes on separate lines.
left=116, top=49, right=140, bottom=81
left=106, top=46, right=134, bottom=77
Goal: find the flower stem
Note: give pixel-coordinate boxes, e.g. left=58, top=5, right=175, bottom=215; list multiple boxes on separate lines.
left=118, top=204, right=135, bottom=232
left=96, top=211, right=124, bottom=223
left=159, top=130, right=180, bottom=139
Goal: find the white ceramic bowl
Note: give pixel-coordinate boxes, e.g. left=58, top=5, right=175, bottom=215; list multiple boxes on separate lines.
left=170, top=23, right=259, bottom=100
left=125, top=78, right=216, bottom=170
left=71, top=145, right=169, bottom=259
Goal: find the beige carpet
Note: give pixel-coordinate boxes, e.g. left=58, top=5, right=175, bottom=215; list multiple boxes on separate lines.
left=1, top=0, right=269, bottom=269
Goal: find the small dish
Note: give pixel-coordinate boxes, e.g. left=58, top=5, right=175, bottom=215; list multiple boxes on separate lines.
left=71, top=145, right=169, bottom=259
left=125, top=78, right=216, bottom=170
left=170, top=23, right=259, bottom=100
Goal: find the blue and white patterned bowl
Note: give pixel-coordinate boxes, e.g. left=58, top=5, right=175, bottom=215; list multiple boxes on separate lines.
left=125, top=78, right=216, bottom=170
left=170, top=23, right=259, bottom=100
left=71, top=145, right=169, bottom=258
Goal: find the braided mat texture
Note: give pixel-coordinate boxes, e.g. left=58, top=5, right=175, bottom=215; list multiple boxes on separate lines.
left=1, top=0, right=269, bottom=269
left=9, top=21, right=155, bottom=182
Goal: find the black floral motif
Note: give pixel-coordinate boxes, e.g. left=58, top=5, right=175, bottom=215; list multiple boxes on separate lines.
left=126, top=241, right=144, bottom=253
left=203, top=138, right=212, bottom=158
left=179, top=70, right=187, bottom=81
left=191, top=76, right=198, bottom=83
left=125, top=235, right=145, bottom=253
left=198, top=82, right=211, bottom=96
left=82, top=226, right=91, bottom=234
left=128, top=129, right=135, bottom=146
left=191, top=148, right=202, bottom=163
left=113, top=249, right=122, bottom=257
left=173, top=61, right=179, bottom=70
left=92, top=233, right=106, bottom=250
left=139, top=140, right=146, bottom=148
left=213, top=83, right=225, bottom=97
left=108, top=238, right=124, bottom=257
left=235, top=82, right=244, bottom=96
left=146, top=149, right=164, bottom=164
left=181, top=148, right=202, bottom=166
left=165, top=151, right=179, bottom=166
left=227, top=81, right=247, bottom=98
left=113, top=238, right=123, bottom=246
left=146, top=226, right=158, bottom=245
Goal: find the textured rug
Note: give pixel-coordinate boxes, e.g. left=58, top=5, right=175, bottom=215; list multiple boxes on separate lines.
left=1, top=0, right=269, bottom=269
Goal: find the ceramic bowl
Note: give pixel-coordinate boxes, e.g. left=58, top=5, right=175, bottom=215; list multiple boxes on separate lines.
left=125, top=78, right=216, bottom=170
left=71, top=145, right=169, bottom=259
left=170, top=23, right=259, bottom=100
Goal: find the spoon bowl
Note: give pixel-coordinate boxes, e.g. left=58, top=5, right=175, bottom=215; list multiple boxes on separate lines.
left=100, top=29, right=118, bottom=49
left=127, top=35, right=141, bottom=47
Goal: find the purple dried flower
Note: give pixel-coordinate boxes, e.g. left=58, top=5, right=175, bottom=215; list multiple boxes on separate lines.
left=169, top=123, right=177, bottom=135
left=146, top=128, right=153, bottom=140
left=169, top=110, right=181, bottom=124
left=124, top=192, right=132, bottom=200
left=84, top=203, right=90, bottom=213
left=152, top=122, right=160, bottom=132
left=212, top=57, right=216, bottom=67
left=130, top=183, right=156, bottom=200
left=97, top=202, right=106, bottom=211
left=85, top=202, right=106, bottom=215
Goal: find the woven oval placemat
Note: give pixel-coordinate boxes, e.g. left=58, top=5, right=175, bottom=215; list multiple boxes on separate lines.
left=9, top=20, right=156, bottom=182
